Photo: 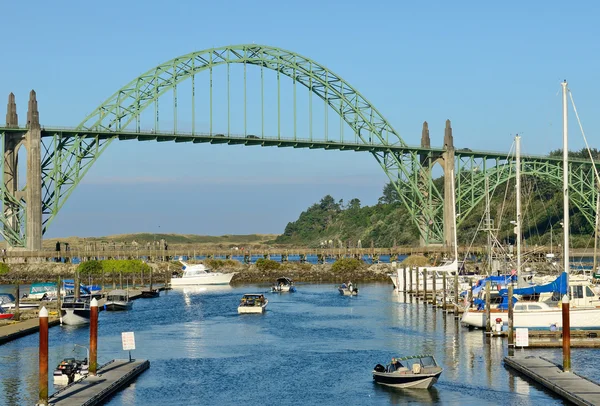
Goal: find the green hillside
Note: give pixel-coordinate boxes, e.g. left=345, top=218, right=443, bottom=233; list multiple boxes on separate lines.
left=276, top=148, right=599, bottom=248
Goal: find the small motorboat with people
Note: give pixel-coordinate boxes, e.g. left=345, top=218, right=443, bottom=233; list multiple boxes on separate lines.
left=339, top=281, right=359, bottom=296
left=271, top=276, right=297, bottom=293
left=53, top=356, right=89, bottom=385
left=372, top=355, right=443, bottom=389
left=170, top=258, right=236, bottom=286
left=238, top=293, right=268, bottom=314
left=104, top=289, right=133, bottom=311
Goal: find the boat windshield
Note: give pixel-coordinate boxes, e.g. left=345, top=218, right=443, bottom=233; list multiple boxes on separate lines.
left=390, top=355, right=437, bottom=370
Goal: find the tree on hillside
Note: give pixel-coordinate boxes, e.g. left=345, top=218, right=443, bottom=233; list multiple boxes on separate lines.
left=319, top=195, right=340, bottom=211
left=348, top=198, right=361, bottom=210
left=378, top=182, right=399, bottom=204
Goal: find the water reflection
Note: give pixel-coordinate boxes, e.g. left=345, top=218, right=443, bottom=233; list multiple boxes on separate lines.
left=0, top=284, right=582, bottom=405
left=374, top=384, right=441, bottom=404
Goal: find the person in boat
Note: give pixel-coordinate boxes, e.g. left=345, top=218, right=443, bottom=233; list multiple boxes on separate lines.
left=341, top=283, right=347, bottom=289
left=348, top=282, right=353, bottom=292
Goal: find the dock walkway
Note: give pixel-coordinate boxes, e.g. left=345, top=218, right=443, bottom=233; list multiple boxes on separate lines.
left=0, top=316, right=59, bottom=345
left=505, top=355, right=600, bottom=406
left=48, top=359, right=149, bottom=406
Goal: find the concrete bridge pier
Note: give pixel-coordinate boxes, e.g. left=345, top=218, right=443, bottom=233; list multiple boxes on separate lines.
left=3, top=93, right=23, bottom=243
left=2, top=91, right=42, bottom=250
left=442, top=120, right=456, bottom=251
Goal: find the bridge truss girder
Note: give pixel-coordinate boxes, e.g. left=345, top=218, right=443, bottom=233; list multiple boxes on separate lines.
left=454, top=153, right=599, bottom=234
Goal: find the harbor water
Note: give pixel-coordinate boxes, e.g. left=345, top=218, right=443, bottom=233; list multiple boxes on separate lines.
left=1, top=283, right=597, bottom=405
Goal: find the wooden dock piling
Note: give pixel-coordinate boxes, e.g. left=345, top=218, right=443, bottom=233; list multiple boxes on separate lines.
left=38, top=306, right=49, bottom=406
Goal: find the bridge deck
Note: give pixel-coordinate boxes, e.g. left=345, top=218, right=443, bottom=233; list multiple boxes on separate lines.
left=504, top=355, right=600, bottom=406
left=48, top=359, right=149, bottom=406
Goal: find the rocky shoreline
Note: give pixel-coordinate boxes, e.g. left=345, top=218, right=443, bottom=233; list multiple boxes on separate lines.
left=0, top=261, right=394, bottom=285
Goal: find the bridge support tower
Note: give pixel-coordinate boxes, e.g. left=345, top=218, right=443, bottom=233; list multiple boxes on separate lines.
left=3, top=91, right=42, bottom=250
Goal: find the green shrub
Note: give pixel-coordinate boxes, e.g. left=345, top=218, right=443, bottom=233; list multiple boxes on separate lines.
left=100, top=259, right=151, bottom=274
left=255, top=258, right=281, bottom=271
left=0, top=262, right=9, bottom=275
left=78, top=260, right=102, bottom=275
left=331, top=258, right=364, bottom=273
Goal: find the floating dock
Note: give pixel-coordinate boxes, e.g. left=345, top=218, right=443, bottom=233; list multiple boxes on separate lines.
left=504, top=355, right=600, bottom=406
left=0, top=317, right=60, bottom=345
left=48, top=359, right=149, bottom=406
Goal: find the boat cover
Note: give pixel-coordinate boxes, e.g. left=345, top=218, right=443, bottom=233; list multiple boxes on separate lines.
left=470, top=275, right=517, bottom=296
left=497, top=272, right=568, bottom=297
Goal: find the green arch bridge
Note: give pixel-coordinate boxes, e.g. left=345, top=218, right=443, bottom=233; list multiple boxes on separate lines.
left=0, top=44, right=598, bottom=249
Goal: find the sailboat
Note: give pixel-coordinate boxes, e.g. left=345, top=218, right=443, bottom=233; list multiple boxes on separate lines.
left=461, top=80, right=600, bottom=330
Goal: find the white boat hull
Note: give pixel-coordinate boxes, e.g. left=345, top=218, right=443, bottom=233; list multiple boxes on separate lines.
left=339, top=288, right=358, bottom=296
left=238, top=304, right=267, bottom=314
left=60, top=309, right=90, bottom=326
left=104, top=301, right=133, bottom=311
left=374, top=375, right=439, bottom=389
left=171, top=272, right=235, bottom=286
left=461, top=307, right=600, bottom=330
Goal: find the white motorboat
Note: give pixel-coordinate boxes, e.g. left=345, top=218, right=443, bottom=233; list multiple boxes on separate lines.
left=60, top=295, right=91, bottom=326
left=238, top=293, right=268, bottom=314
left=373, top=355, right=443, bottom=389
left=339, top=282, right=359, bottom=296
left=53, top=356, right=88, bottom=385
left=170, top=259, right=235, bottom=286
left=104, top=289, right=133, bottom=311
left=271, top=276, right=297, bottom=293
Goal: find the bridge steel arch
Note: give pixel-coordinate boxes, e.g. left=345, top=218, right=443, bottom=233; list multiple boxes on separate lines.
left=2, top=45, right=597, bottom=249
left=36, top=44, right=442, bottom=248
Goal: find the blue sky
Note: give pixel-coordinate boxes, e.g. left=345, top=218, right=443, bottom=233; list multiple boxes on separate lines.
left=1, top=0, right=600, bottom=238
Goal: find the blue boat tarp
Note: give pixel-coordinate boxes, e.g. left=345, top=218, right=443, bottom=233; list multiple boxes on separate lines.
left=470, top=275, right=517, bottom=296
left=498, top=272, right=568, bottom=297
left=473, top=296, right=518, bottom=311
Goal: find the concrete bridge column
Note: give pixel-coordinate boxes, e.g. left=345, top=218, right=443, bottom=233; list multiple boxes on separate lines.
left=25, top=91, right=42, bottom=250
left=4, top=93, right=25, bottom=245
left=442, top=120, right=455, bottom=250
left=419, top=121, right=431, bottom=246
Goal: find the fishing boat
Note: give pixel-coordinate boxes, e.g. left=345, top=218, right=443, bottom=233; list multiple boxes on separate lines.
left=26, top=282, right=59, bottom=300
left=104, top=289, right=133, bottom=311
left=372, top=355, right=443, bottom=389
left=53, top=357, right=89, bottom=385
left=170, top=259, right=235, bottom=286
left=339, top=282, right=359, bottom=296
left=271, top=276, right=297, bottom=293
left=60, top=295, right=91, bottom=326
left=238, top=293, right=268, bottom=314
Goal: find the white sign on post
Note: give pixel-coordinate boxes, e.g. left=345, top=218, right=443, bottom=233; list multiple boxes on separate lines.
left=122, top=332, right=136, bottom=351
left=515, top=328, right=529, bottom=347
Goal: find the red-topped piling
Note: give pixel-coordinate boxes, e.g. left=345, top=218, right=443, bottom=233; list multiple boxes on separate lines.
left=90, top=298, right=98, bottom=376
left=38, top=306, right=49, bottom=406
left=562, top=294, right=571, bottom=372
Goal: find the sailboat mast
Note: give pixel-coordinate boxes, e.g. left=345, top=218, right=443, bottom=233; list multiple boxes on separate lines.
left=593, top=191, right=599, bottom=274
left=562, top=80, right=570, bottom=275
left=485, top=175, right=492, bottom=275
left=450, top=168, right=459, bottom=265
left=516, top=135, right=522, bottom=283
